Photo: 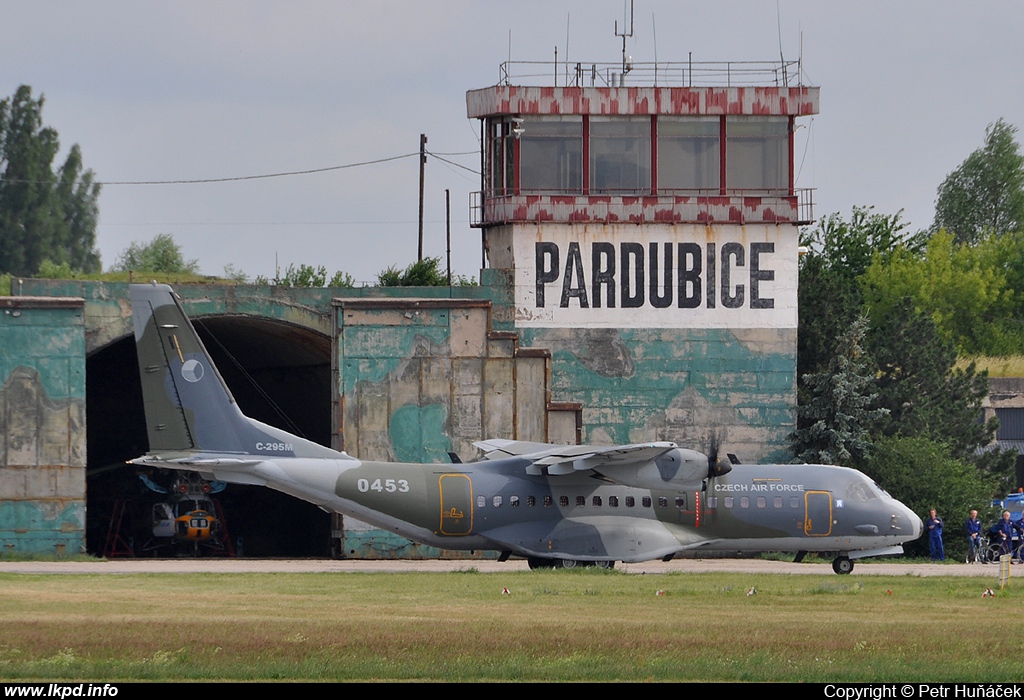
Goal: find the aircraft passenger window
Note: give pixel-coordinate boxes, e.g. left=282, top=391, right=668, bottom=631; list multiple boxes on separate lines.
left=675, top=495, right=687, bottom=509
left=707, top=497, right=717, bottom=508
left=625, top=496, right=635, bottom=507
left=544, top=496, right=553, bottom=507
left=774, top=497, right=783, bottom=509
left=510, top=495, right=520, bottom=507
left=609, top=496, right=619, bottom=507
left=576, top=496, right=586, bottom=507
left=740, top=496, right=750, bottom=508
left=642, top=496, right=652, bottom=508
left=756, top=496, right=767, bottom=509
left=789, top=497, right=799, bottom=508
left=493, top=496, right=503, bottom=507
left=724, top=497, right=734, bottom=508
left=559, top=495, right=569, bottom=507
left=593, top=496, right=602, bottom=506
left=527, top=495, right=536, bottom=507
left=658, top=497, right=668, bottom=508
left=477, top=496, right=486, bottom=508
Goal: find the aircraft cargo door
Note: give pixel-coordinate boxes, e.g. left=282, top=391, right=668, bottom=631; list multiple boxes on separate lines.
left=804, top=491, right=833, bottom=536
left=439, top=474, right=473, bottom=536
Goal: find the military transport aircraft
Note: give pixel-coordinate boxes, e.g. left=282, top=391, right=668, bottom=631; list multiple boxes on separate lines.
left=128, top=283, right=922, bottom=574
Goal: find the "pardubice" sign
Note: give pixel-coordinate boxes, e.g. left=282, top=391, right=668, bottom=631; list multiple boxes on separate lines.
left=513, top=227, right=797, bottom=329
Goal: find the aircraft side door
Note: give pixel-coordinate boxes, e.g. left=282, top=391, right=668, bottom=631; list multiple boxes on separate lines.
left=438, top=473, right=474, bottom=536
left=804, top=490, right=832, bottom=536
left=675, top=491, right=702, bottom=528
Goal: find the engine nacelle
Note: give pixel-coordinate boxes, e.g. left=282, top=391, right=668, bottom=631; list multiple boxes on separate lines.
left=600, top=447, right=716, bottom=492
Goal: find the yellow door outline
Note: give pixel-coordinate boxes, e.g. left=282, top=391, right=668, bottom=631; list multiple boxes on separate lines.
left=439, top=473, right=474, bottom=536
left=804, top=490, right=833, bottom=536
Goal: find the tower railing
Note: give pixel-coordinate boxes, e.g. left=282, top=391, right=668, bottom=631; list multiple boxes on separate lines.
left=497, top=59, right=806, bottom=89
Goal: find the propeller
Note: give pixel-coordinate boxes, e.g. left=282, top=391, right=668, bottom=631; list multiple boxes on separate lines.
left=706, top=434, right=733, bottom=479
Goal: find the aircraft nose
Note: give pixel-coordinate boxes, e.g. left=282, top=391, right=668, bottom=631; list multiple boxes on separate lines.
left=900, top=505, right=923, bottom=540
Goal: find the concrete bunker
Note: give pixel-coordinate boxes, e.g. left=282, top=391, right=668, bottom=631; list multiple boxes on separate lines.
left=85, top=315, right=334, bottom=557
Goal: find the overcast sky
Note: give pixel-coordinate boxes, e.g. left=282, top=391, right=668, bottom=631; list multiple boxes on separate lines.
left=3, top=1, right=1022, bottom=282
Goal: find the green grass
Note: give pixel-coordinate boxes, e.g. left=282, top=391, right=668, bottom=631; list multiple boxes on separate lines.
left=0, top=570, right=1020, bottom=682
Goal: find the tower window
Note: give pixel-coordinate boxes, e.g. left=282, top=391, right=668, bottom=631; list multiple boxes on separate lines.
left=519, top=116, right=583, bottom=193
left=589, top=116, right=650, bottom=194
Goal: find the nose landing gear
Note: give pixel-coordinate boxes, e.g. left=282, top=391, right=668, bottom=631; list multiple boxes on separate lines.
left=832, top=556, right=854, bottom=575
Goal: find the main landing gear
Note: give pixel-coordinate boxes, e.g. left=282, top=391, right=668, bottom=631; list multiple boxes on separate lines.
left=832, top=556, right=854, bottom=575
left=527, top=557, right=615, bottom=570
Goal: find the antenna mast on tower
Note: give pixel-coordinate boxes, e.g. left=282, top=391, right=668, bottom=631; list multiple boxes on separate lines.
left=614, top=0, right=634, bottom=85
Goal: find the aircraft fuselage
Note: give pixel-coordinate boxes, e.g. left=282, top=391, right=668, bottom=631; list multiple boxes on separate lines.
left=190, top=453, right=921, bottom=566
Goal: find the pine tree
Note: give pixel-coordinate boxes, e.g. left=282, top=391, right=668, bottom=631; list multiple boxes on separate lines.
left=791, top=317, right=888, bottom=465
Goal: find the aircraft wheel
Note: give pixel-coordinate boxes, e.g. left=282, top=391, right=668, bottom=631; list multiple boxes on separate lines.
left=557, top=558, right=578, bottom=569
left=527, top=557, right=554, bottom=570
left=593, top=560, right=615, bottom=570
left=832, top=556, right=854, bottom=575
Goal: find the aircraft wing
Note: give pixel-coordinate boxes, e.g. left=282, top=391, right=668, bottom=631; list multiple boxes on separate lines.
left=474, top=439, right=678, bottom=476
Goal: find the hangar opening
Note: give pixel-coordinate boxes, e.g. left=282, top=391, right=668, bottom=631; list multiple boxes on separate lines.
left=85, top=315, right=334, bottom=557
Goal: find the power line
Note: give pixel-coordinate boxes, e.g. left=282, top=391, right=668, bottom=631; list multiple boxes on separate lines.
left=1, top=148, right=479, bottom=186
left=425, top=150, right=480, bottom=175
left=98, top=152, right=420, bottom=185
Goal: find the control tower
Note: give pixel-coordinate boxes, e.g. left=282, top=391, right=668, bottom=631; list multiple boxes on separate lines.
left=466, top=58, right=819, bottom=460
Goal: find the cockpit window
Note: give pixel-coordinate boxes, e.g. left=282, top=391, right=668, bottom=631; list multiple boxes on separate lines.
left=871, top=481, right=892, bottom=499
left=845, top=479, right=878, bottom=502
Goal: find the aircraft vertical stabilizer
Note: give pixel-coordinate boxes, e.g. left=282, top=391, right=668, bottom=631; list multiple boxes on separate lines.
left=130, top=283, right=251, bottom=455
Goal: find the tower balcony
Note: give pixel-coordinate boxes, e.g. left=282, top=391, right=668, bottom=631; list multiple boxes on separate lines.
left=470, top=188, right=814, bottom=227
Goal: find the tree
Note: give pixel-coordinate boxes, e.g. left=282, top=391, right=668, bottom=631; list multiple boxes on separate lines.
left=0, top=85, right=101, bottom=276
left=861, top=229, right=1024, bottom=355
left=111, top=233, right=199, bottom=274
left=797, top=207, right=918, bottom=382
left=865, top=298, right=996, bottom=457
left=933, top=118, right=1024, bottom=244
left=859, top=436, right=997, bottom=559
left=791, top=317, right=888, bottom=466
left=377, top=257, right=475, bottom=286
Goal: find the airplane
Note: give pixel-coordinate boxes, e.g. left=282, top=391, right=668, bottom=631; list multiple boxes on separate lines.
left=128, top=282, right=922, bottom=574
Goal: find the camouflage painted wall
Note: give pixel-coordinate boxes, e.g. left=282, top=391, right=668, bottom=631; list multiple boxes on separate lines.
left=0, top=296, right=86, bottom=555
left=485, top=221, right=799, bottom=463
left=334, top=297, right=579, bottom=465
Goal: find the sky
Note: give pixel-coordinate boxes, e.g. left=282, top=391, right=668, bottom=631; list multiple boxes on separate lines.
left=3, top=1, right=1022, bottom=283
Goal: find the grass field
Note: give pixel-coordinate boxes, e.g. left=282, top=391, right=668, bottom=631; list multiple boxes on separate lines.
left=0, top=569, right=1021, bottom=682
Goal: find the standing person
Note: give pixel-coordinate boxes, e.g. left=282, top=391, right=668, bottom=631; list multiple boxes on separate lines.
left=996, top=510, right=1016, bottom=557
left=966, top=510, right=983, bottom=563
left=926, top=509, right=945, bottom=561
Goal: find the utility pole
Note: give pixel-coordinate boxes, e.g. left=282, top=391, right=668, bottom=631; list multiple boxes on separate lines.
left=418, top=133, right=427, bottom=261
left=445, top=188, right=451, bottom=285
